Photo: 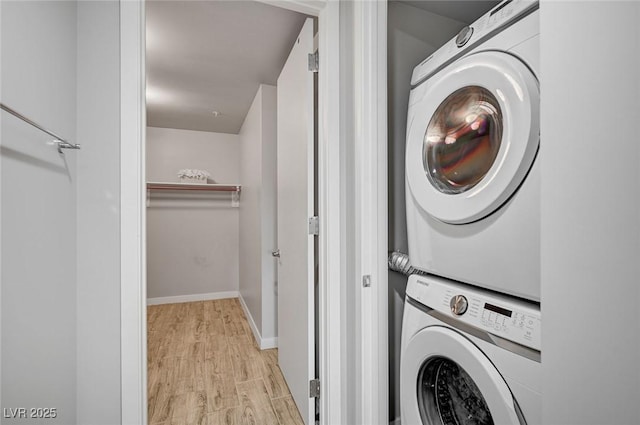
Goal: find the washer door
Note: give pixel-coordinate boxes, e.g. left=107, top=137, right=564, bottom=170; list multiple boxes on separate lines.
left=400, top=326, right=523, bottom=425
left=406, top=51, right=539, bottom=224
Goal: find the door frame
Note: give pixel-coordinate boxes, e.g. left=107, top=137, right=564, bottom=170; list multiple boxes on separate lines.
left=120, top=1, right=146, bottom=423
left=352, top=1, right=389, bottom=424
left=119, top=1, right=388, bottom=424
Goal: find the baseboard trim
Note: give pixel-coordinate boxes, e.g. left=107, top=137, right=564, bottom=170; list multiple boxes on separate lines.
left=260, top=336, right=278, bottom=350
left=147, top=291, right=239, bottom=306
left=238, top=295, right=278, bottom=350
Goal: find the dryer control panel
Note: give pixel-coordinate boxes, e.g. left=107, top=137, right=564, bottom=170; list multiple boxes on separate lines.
left=406, top=274, right=541, bottom=352
left=411, top=0, right=538, bottom=87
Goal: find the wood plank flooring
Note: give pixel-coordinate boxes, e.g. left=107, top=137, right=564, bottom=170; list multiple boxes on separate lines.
left=148, top=298, right=304, bottom=425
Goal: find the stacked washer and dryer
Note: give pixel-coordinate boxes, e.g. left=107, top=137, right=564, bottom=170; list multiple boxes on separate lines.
left=400, top=1, right=541, bottom=424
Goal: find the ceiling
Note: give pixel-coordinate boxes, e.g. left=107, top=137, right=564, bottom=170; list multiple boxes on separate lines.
left=146, top=1, right=308, bottom=134
left=147, top=1, right=499, bottom=135
left=399, top=0, right=500, bottom=24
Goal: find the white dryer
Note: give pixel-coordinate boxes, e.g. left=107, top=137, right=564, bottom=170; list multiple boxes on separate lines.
left=400, top=274, right=541, bottom=425
left=405, top=0, right=540, bottom=301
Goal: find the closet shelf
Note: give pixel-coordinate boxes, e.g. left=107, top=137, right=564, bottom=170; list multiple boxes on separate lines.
left=146, top=182, right=241, bottom=193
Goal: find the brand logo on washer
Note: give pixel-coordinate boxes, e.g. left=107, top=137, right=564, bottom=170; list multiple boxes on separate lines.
left=417, top=280, right=430, bottom=287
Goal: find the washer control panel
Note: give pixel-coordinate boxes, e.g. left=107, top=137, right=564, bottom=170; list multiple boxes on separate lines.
left=406, top=274, right=541, bottom=351
left=411, top=0, right=538, bottom=86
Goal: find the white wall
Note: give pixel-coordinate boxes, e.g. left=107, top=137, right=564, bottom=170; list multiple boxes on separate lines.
left=386, top=3, right=466, bottom=421
left=260, top=87, right=278, bottom=341
left=1, top=2, right=78, bottom=423
left=146, top=126, right=240, bottom=301
left=76, top=2, right=121, bottom=423
left=238, top=84, right=278, bottom=346
left=2, top=2, right=124, bottom=422
left=540, top=2, right=640, bottom=423
left=239, top=88, right=263, bottom=335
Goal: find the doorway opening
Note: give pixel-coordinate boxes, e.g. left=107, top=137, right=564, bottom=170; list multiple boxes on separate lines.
left=143, top=2, right=318, bottom=424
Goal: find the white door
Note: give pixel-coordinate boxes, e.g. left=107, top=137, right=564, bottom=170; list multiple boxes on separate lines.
left=401, top=326, right=523, bottom=425
left=405, top=51, right=539, bottom=224
left=276, top=17, right=315, bottom=425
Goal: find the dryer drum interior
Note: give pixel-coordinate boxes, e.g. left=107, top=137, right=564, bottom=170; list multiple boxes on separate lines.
left=417, top=356, right=494, bottom=425
left=423, top=86, right=503, bottom=196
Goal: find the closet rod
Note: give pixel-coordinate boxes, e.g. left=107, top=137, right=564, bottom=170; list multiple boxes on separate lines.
left=1, top=102, right=81, bottom=153
left=147, top=182, right=241, bottom=192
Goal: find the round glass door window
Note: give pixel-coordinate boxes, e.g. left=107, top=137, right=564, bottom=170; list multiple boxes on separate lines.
left=423, top=86, right=503, bottom=195
left=417, top=356, right=493, bottom=425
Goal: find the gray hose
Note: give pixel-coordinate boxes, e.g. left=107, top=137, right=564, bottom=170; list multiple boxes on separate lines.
left=387, top=251, right=427, bottom=276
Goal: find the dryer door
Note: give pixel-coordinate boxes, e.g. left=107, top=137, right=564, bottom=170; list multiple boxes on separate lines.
left=400, top=326, right=523, bottom=425
left=406, top=51, right=539, bottom=224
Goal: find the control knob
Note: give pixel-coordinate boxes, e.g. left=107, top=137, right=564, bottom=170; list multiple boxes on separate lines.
left=455, top=26, right=474, bottom=48
left=450, top=295, right=468, bottom=316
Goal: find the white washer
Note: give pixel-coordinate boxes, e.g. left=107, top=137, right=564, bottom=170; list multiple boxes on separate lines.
left=405, top=0, right=540, bottom=301
left=400, top=274, right=541, bottom=425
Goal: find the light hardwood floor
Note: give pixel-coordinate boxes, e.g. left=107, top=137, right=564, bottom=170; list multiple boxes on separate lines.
left=148, top=298, right=305, bottom=425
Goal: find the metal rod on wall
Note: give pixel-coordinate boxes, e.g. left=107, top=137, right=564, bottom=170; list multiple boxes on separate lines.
left=0, top=102, right=81, bottom=153
left=146, top=182, right=241, bottom=192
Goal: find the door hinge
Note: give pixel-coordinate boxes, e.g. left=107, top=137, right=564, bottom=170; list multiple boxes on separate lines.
left=308, top=216, right=319, bottom=235
left=362, top=275, right=371, bottom=288
left=309, top=379, right=320, bottom=398
left=308, top=51, right=319, bottom=72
